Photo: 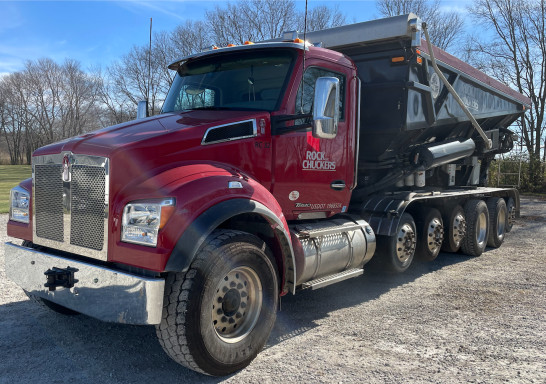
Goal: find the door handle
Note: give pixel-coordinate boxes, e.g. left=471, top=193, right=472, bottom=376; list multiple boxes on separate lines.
left=330, top=181, right=346, bottom=190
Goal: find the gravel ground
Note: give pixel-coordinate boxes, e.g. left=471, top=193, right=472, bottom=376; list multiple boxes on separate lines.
left=1, top=197, right=545, bottom=384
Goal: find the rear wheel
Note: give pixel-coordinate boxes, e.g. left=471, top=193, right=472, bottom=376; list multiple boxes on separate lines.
left=461, top=200, right=489, bottom=257
left=415, top=208, right=444, bottom=261
left=487, top=197, right=507, bottom=248
left=156, top=230, right=278, bottom=376
left=505, top=197, right=516, bottom=233
left=376, top=213, right=416, bottom=273
left=441, top=205, right=466, bottom=253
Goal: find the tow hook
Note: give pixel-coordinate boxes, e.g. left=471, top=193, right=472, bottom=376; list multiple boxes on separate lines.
left=44, top=267, right=79, bottom=291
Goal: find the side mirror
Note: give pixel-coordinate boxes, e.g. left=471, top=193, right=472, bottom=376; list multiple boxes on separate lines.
left=137, top=100, right=149, bottom=119
left=312, top=77, right=340, bottom=139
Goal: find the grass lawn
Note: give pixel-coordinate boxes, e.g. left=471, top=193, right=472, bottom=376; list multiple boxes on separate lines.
left=0, top=165, right=32, bottom=213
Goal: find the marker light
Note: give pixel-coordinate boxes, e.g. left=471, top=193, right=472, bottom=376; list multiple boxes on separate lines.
left=244, top=41, right=254, bottom=45
left=294, top=38, right=304, bottom=43
left=227, top=44, right=236, bottom=47
left=392, top=56, right=405, bottom=63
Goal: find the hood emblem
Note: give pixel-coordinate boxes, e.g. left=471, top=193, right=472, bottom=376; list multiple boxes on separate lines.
left=62, top=154, right=71, bottom=182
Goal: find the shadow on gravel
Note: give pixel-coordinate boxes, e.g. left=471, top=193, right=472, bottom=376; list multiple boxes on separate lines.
left=0, top=252, right=470, bottom=384
left=268, top=251, right=470, bottom=348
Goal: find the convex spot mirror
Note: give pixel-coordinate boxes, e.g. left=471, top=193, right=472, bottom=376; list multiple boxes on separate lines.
left=312, top=77, right=340, bottom=139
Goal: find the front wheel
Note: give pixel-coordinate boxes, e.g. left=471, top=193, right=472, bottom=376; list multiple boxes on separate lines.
left=156, top=230, right=278, bottom=376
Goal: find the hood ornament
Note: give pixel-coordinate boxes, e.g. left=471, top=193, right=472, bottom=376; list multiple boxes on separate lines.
left=62, top=154, right=71, bottom=182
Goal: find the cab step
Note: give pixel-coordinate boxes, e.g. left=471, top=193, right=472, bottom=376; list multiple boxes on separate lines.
left=301, top=268, right=364, bottom=290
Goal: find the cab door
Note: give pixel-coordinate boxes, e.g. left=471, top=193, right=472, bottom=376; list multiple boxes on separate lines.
left=271, top=62, right=357, bottom=221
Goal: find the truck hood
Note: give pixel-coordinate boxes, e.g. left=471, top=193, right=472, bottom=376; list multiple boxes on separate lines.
left=33, top=110, right=267, bottom=158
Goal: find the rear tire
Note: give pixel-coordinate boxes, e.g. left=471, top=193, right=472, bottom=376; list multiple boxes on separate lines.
left=441, top=205, right=466, bottom=253
left=461, top=200, right=489, bottom=257
left=376, top=213, right=416, bottom=273
left=505, top=197, right=516, bottom=233
left=415, top=208, right=444, bottom=261
left=155, top=230, right=278, bottom=376
left=487, top=197, right=507, bottom=248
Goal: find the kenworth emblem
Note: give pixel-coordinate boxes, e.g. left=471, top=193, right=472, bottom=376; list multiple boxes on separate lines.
left=62, top=154, right=71, bottom=182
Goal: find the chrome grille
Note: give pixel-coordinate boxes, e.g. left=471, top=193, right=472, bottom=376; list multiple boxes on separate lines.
left=33, top=153, right=109, bottom=261
left=34, top=165, right=64, bottom=242
left=70, top=166, right=106, bottom=250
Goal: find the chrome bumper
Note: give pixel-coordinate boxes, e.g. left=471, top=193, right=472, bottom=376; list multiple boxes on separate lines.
left=4, top=242, right=165, bottom=325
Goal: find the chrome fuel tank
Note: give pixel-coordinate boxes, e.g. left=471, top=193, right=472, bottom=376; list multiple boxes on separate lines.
left=290, top=217, right=376, bottom=286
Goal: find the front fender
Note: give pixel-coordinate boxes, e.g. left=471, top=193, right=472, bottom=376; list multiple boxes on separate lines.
left=165, top=198, right=296, bottom=293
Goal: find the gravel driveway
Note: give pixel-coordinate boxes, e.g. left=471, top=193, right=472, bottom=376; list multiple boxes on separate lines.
left=1, top=197, right=545, bottom=384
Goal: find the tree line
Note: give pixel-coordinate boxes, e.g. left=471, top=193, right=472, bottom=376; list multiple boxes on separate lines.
left=1, top=0, right=544, bottom=190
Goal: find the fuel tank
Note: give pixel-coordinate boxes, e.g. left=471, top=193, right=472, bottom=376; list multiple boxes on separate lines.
left=290, top=217, right=376, bottom=286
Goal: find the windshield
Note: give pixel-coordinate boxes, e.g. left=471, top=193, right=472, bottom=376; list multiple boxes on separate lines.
left=162, top=49, right=295, bottom=113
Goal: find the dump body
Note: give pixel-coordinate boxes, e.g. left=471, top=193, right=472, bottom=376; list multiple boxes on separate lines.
left=291, top=14, right=530, bottom=198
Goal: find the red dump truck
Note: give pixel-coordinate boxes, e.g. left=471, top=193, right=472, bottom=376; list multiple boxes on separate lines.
left=5, top=14, right=529, bottom=375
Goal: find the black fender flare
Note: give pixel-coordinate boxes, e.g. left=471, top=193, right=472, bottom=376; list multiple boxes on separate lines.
left=165, top=198, right=296, bottom=293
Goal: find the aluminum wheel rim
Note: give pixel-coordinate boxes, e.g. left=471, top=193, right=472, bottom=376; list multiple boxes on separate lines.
left=212, top=266, right=262, bottom=344
left=396, top=223, right=416, bottom=263
left=476, top=212, right=488, bottom=247
left=426, top=218, right=444, bottom=255
left=452, top=214, right=466, bottom=247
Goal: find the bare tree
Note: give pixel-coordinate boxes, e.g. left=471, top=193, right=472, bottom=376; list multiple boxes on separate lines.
left=107, top=44, right=166, bottom=116
left=468, top=0, right=545, bottom=189
left=206, top=0, right=346, bottom=46
left=302, top=4, right=346, bottom=32
left=376, top=0, right=463, bottom=50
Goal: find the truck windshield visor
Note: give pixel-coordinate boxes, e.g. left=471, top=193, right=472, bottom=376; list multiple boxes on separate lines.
left=163, top=50, right=295, bottom=113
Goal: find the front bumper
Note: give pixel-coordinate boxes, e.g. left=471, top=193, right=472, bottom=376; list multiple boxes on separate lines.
left=4, top=242, right=165, bottom=325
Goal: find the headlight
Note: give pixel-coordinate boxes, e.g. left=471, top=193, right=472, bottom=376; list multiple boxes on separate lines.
left=10, top=186, right=30, bottom=223
left=121, top=198, right=175, bottom=247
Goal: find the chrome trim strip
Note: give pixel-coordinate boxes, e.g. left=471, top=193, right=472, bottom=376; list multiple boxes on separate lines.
left=32, top=152, right=110, bottom=261
left=201, top=119, right=257, bottom=146
left=4, top=242, right=164, bottom=325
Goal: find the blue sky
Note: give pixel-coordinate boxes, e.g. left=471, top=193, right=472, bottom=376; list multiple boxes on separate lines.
left=0, top=0, right=471, bottom=76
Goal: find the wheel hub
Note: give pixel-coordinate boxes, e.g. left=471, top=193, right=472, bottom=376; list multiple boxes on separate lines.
left=452, top=214, right=466, bottom=247
left=212, top=266, right=262, bottom=343
left=396, top=224, right=416, bottom=262
left=427, top=219, right=444, bottom=254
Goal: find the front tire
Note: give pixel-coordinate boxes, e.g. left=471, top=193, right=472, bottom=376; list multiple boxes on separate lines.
left=156, top=230, right=278, bottom=376
left=461, top=200, right=489, bottom=257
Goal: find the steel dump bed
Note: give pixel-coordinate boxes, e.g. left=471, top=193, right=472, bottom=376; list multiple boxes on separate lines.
left=301, top=14, right=530, bottom=166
